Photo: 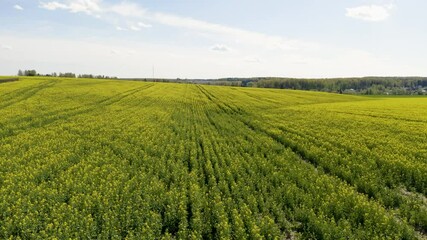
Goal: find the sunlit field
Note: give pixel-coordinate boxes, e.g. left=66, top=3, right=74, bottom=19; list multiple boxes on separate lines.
left=0, top=77, right=426, bottom=239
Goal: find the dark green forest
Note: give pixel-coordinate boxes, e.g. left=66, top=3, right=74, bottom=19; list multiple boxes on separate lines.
left=220, top=77, right=427, bottom=95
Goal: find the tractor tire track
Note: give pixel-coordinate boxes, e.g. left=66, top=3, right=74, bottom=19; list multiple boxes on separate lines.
left=197, top=84, right=426, bottom=234
left=0, top=84, right=154, bottom=140
left=0, top=80, right=57, bottom=110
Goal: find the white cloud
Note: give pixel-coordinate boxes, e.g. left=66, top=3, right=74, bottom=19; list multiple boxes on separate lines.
left=68, top=0, right=101, bottom=14
left=39, top=0, right=303, bottom=51
left=40, top=0, right=101, bottom=15
left=110, top=49, right=120, bottom=55
left=137, top=22, right=152, bottom=28
left=245, top=57, right=261, bottom=63
left=1, top=44, right=13, bottom=50
left=116, top=22, right=151, bottom=32
left=33, top=1, right=422, bottom=79
left=40, top=1, right=71, bottom=10
left=110, top=49, right=135, bottom=56
left=109, top=2, right=146, bottom=17
left=147, top=12, right=297, bottom=50
left=14, top=5, right=24, bottom=10
left=129, top=25, right=140, bottom=31
left=211, top=44, right=231, bottom=52
left=1, top=34, right=425, bottom=79
left=346, top=4, right=394, bottom=22
left=128, top=22, right=151, bottom=32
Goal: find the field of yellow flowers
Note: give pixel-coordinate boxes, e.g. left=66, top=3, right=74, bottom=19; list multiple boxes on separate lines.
left=0, top=77, right=425, bottom=239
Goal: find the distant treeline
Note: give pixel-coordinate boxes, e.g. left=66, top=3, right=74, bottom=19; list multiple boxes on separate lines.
left=119, top=77, right=427, bottom=95
left=190, top=77, right=427, bottom=95
left=15, top=69, right=427, bottom=95
left=252, top=77, right=427, bottom=94
left=17, top=69, right=117, bottom=79
left=119, top=78, right=243, bottom=86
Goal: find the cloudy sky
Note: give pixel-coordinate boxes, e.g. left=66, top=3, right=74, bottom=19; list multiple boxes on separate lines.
left=0, top=0, right=426, bottom=78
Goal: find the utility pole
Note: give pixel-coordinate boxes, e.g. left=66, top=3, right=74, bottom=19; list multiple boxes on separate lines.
left=152, top=65, right=154, bottom=79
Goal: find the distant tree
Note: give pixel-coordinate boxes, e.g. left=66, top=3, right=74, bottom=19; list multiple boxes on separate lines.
left=24, top=70, right=37, bottom=76
left=77, top=74, right=116, bottom=79
left=59, top=72, right=76, bottom=78
left=17, top=69, right=23, bottom=76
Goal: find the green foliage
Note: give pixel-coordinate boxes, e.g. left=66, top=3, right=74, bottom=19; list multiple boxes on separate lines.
left=0, top=77, right=425, bottom=239
left=199, top=77, right=427, bottom=95
left=254, top=77, right=427, bottom=95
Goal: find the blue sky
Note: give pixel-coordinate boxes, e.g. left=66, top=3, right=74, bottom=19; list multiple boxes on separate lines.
left=1, top=0, right=426, bottom=78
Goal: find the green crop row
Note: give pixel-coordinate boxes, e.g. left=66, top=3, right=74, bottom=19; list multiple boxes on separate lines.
left=0, top=77, right=425, bottom=239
